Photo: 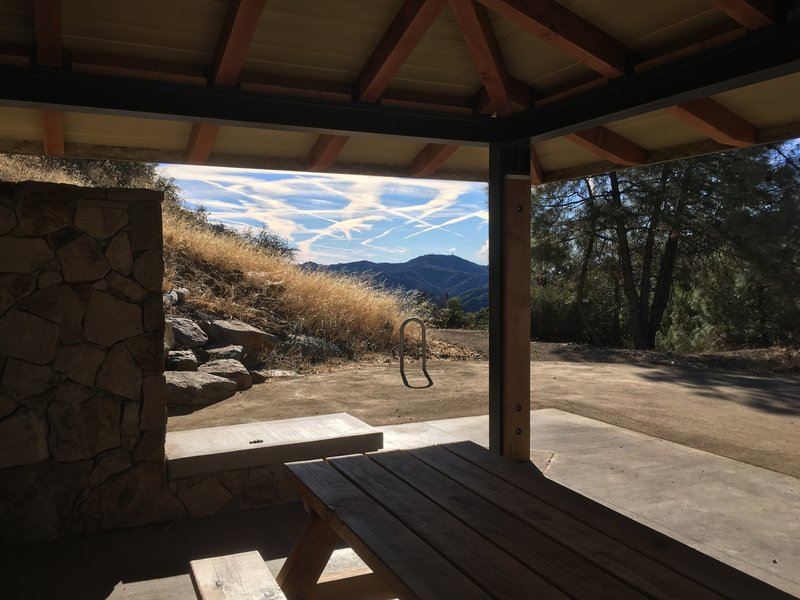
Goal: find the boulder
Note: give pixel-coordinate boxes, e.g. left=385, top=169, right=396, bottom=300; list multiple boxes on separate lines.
left=165, top=371, right=236, bottom=406
left=166, top=317, right=208, bottom=349
left=204, top=320, right=277, bottom=355
left=198, top=359, right=252, bottom=390
left=166, top=350, right=199, bottom=371
left=162, top=290, right=178, bottom=307
left=205, top=344, right=244, bottom=361
left=287, top=334, right=342, bottom=361
left=164, top=321, right=175, bottom=360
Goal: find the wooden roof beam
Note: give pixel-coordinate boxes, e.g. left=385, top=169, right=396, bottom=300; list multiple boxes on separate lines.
left=450, top=0, right=525, bottom=117
left=408, top=143, right=460, bottom=177
left=666, top=97, right=756, bottom=147
left=530, top=145, right=543, bottom=184
left=34, top=0, right=64, bottom=156
left=381, top=89, right=475, bottom=114
left=34, top=0, right=62, bottom=68
left=305, top=135, right=350, bottom=171
left=71, top=52, right=207, bottom=85
left=356, top=0, right=447, bottom=102
left=309, top=0, right=446, bottom=172
left=566, top=127, right=646, bottom=166
left=475, top=0, right=629, bottom=78
left=42, top=110, right=64, bottom=156
left=709, top=0, right=774, bottom=30
left=186, top=0, right=266, bottom=164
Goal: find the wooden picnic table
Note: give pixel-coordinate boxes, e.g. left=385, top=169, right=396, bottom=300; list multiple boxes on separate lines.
left=276, top=441, right=793, bottom=600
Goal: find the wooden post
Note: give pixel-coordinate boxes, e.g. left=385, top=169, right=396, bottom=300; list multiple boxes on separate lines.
left=488, top=143, right=531, bottom=461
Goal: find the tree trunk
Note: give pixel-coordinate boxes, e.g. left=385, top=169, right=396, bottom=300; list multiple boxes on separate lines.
left=576, top=179, right=602, bottom=345
left=646, top=165, right=692, bottom=348
left=638, top=165, right=669, bottom=323
left=612, top=274, right=622, bottom=347
left=608, top=172, right=649, bottom=349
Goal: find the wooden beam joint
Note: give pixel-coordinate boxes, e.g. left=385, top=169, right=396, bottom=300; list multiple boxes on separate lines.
left=666, top=97, right=756, bottom=147
left=566, top=126, right=646, bottom=166
left=356, top=0, right=447, bottom=102
left=710, top=0, right=774, bottom=30
left=305, top=135, right=350, bottom=171
left=408, top=143, right=460, bottom=176
left=475, top=0, right=629, bottom=77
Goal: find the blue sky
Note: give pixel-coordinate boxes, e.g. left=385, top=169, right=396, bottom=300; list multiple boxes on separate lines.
left=159, top=164, right=488, bottom=265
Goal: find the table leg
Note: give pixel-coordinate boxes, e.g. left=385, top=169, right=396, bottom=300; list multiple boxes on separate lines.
left=277, top=512, right=340, bottom=599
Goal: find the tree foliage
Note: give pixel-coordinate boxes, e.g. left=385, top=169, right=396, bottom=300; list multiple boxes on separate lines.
left=531, top=143, right=800, bottom=350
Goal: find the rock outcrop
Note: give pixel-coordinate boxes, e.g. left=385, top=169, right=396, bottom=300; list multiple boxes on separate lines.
left=166, top=317, right=208, bottom=349
left=205, top=319, right=278, bottom=355
left=165, top=372, right=236, bottom=406
left=198, top=358, right=252, bottom=390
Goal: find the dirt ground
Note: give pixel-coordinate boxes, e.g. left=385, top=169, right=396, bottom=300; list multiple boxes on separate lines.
left=170, top=332, right=800, bottom=478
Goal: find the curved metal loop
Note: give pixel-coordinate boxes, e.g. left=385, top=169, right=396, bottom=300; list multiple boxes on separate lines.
left=399, top=317, right=433, bottom=389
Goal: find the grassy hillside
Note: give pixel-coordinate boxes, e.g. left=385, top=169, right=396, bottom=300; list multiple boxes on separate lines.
left=0, top=155, right=408, bottom=356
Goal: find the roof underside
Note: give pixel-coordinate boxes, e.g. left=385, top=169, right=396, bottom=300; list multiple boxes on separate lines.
left=0, top=0, right=799, bottom=182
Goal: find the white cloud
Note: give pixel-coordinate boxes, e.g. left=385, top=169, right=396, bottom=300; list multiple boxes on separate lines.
left=473, top=240, right=489, bottom=264
left=159, top=164, right=486, bottom=263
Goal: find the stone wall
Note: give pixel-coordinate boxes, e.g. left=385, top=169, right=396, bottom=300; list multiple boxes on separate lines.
left=0, top=181, right=180, bottom=544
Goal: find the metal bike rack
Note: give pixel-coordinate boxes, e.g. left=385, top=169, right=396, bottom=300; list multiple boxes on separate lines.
left=399, top=317, right=433, bottom=388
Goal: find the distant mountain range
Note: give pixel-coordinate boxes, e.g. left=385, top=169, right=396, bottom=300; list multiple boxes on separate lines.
left=302, top=254, right=489, bottom=311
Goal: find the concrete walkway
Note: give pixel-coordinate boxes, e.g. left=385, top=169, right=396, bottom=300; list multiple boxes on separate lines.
left=378, top=409, right=800, bottom=597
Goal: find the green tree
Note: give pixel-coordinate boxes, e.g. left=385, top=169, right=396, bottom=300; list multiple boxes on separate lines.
left=531, top=143, right=800, bottom=350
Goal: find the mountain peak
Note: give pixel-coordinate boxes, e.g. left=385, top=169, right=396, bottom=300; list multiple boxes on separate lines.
left=304, top=254, right=489, bottom=311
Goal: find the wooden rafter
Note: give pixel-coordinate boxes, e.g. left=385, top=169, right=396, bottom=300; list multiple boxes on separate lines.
left=709, top=0, right=774, bottom=30
left=382, top=89, right=474, bottom=114
left=566, top=127, right=646, bottom=166
left=356, top=0, right=447, bottom=103
left=408, top=143, right=460, bottom=176
left=475, top=0, right=629, bottom=78
left=42, top=110, right=64, bottom=156
left=241, top=73, right=352, bottom=102
left=305, top=134, right=350, bottom=171
left=667, top=98, right=756, bottom=147
left=34, top=0, right=64, bottom=156
left=34, top=0, right=62, bottom=67
left=530, top=145, right=543, bottom=184
left=450, top=0, right=521, bottom=117
left=185, top=123, right=221, bottom=165
left=71, top=52, right=207, bottom=85
left=306, top=0, right=446, bottom=172
left=186, top=0, right=266, bottom=164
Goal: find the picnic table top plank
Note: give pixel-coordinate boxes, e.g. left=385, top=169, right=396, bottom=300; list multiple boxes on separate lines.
left=371, top=449, right=648, bottom=600
left=328, top=453, right=570, bottom=600
left=443, top=441, right=795, bottom=600
left=410, top=445, right=725, bottom=599
left=284, top=460, right=492, bottom=600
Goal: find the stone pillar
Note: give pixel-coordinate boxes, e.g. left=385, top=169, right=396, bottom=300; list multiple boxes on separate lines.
left=0, top=182, right=182, bottom=543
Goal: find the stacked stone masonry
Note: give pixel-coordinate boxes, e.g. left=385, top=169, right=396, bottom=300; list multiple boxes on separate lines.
left=0, top=182, right=306, bottom=545
left=0, top=182, right=175, bottom=543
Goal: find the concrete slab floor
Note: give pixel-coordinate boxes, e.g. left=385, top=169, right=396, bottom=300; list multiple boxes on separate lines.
left=377, top=408, right=800, bottom=597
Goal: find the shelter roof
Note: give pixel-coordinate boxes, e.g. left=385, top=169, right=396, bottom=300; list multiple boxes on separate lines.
left=0, top=0, right=799, bottom=181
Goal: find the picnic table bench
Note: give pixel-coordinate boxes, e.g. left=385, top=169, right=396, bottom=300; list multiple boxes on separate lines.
left=276, top=441, right=793, bottom=600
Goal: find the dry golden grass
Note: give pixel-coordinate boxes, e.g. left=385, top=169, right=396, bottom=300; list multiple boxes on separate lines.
left=163, top=210, right=407, bottom=353
left=0, top=154, right=409, bottom=355
left=0, top=155, right=85, bottom=185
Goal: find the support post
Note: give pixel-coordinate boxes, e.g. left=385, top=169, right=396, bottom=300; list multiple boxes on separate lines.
left=489, top=142, right=531, bottom=460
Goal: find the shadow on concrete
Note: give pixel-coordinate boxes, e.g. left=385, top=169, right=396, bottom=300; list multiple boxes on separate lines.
left=636, top=367, right=800, bottom=416
left=0, top=503, right=315, bottom=600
